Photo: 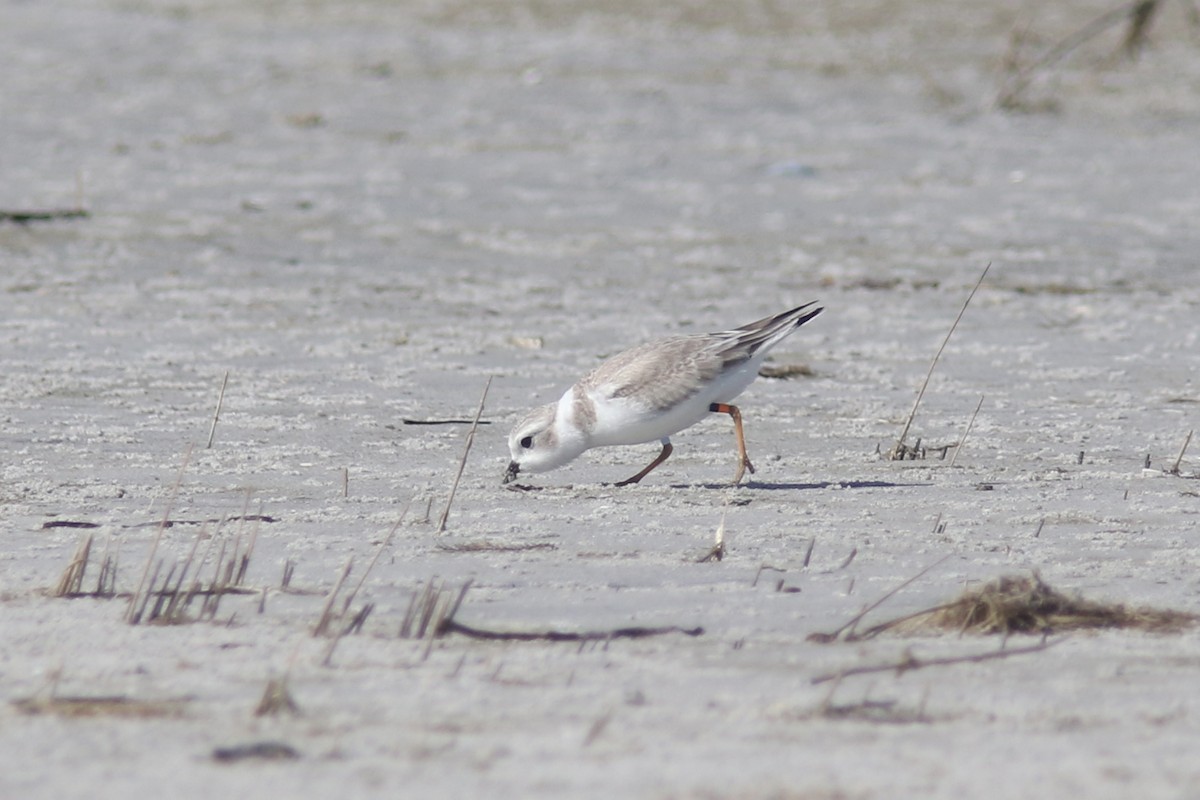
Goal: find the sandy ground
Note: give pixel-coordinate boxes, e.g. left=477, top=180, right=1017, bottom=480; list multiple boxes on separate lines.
left=3, top=1, right=1200, bottom=797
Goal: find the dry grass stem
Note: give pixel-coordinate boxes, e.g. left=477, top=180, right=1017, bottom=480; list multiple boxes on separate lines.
left=313, top=557, right=354, bottom=637
left=322, top=602, right=377, bottom=666
left=808, top=555, right=953, bottom=643
left=1122, top=0, right=1162, bottom=54
left=997, top=1, right=1168, bottom=109
left=127, top=445, right=193, bottom=623
left=148, top=530, right=204, bottom=622
left=399, top=578, right=440, bottom=639
left=890, top=263, right=990, bottom=460
left=437, top=376, right=492, bottom=533
left=122, top=520, right=260, bottom=626
left=206, top=371, right=229, bottom=449
left=318, top=510, right=410, bottom=662
left=131, top=560, right=164, bottom=624
left=52, top=533, right=93, bottom=597
left=949, top=395, right=986, bottom=467
left=1169, top=429, right=1193, bottom=475
left=342, top=506, right=409, bottom=615
left=254, top=676, right=301, bottom=717
left=95, top=534, right=119, bottom=598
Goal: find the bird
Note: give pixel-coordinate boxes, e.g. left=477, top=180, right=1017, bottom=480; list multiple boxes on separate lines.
left=504, top=302, right=823, bottom=486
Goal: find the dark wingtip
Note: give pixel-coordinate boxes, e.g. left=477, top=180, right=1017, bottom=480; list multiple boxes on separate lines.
left=738, top=301, right=823, bottom=334
left=793, top=302, right=824, bottom=328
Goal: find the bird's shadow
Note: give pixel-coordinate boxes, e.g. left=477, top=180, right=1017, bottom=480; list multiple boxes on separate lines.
left=506, top=479, right=930, bottom=493
left=671, top=479, right=931, bottom=491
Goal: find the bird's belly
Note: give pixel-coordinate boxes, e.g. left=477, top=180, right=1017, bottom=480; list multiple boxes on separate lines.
left=588, top=396, right=710, bottom=446
left=586, top=361, right=761, bottom=447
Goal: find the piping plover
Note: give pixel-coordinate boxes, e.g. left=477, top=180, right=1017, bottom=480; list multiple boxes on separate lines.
left=504, top=302, right=823, bottom=486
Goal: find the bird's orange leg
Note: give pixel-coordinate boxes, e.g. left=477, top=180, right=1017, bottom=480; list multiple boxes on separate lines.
left=709, top=403, right=755, bottom=484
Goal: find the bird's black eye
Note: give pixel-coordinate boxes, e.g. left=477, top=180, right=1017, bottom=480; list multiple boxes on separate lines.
left=520, top=436, right=533, bottom=449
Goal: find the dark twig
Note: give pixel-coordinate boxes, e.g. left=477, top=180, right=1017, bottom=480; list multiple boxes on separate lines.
left=0, top=208, right=88, bottom=224
left=399, top=579, right=704, bottom=642
left=837, top=547, right=858, bottom=570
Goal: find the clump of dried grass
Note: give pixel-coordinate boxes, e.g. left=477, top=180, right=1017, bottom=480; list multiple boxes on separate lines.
left=51, top=532, right=119, bottom=599
left=889, top=573, right=1197, bottom=636
left=127, top=523, right=259, bottom=626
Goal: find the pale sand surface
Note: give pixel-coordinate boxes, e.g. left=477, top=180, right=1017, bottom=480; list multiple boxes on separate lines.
left=3, top=2, right=1199, bottom=797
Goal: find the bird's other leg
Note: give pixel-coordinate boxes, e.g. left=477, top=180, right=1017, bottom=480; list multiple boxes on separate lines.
left=709, top=403, right=755, bottom=484
left=614, top=439, right=673, bottom=486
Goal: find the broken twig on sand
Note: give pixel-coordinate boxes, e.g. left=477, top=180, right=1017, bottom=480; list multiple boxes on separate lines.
left=0, top=208, right=88, bottom=224
left=440, top=619, right=704, bottom=642
left=811, top=636, right=1062, bottom=685
left=399, top=580, right=704, bottom=643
